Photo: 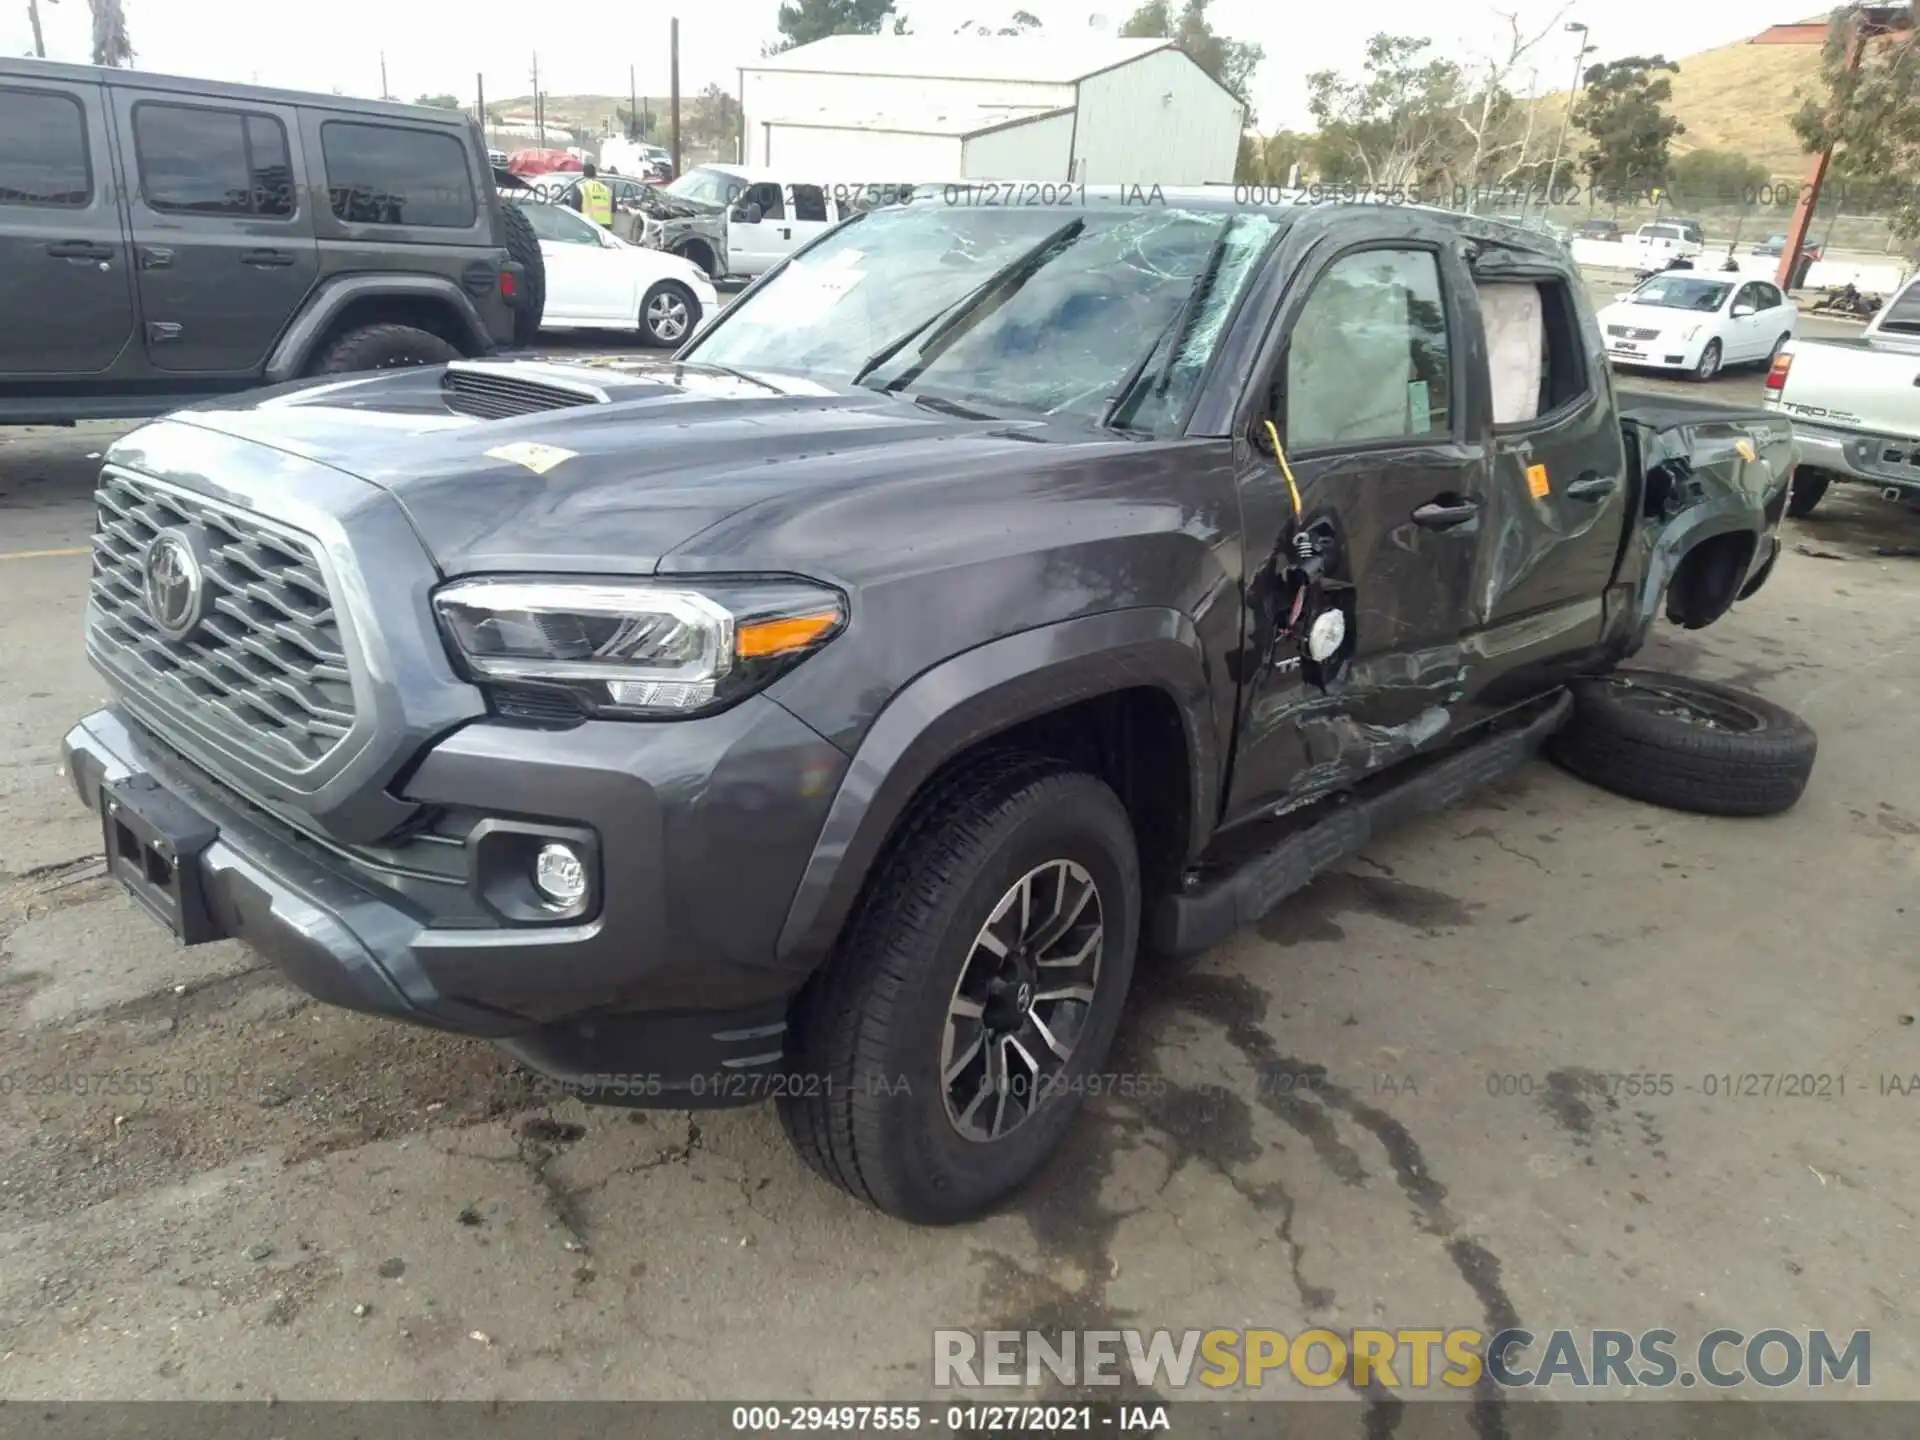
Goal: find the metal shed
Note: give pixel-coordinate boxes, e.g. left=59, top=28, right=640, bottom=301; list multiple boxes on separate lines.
left=738, top=35, right=1245, bottom=185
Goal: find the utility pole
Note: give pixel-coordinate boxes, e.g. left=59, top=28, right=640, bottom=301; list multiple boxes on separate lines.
left=477, top=72, right=486, bottom=130
left=630, top=64, right=639, bottom=141
left=531, top=52, right=542, bottom=144
left=1534, top=21, right=1593, bottom=223
left=27, top=0, right=46, bottom=57
left=380, top=51, right=390, bottom=101
left=669, top=17, right=682, bottom=177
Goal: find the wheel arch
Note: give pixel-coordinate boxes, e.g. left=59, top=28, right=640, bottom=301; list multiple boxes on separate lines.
left=774, top=609, right=1220, bottom=975
left=268, top=276, right=494, bottom=382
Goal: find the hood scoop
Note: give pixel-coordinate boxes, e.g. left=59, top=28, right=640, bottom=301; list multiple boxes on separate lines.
left=441, top=361, right=613, bottom=420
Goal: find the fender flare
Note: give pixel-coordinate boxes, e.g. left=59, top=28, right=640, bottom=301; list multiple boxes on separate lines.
left=266, top=275, right=494, bottom=383
left=1629, top=498, right=1760, bottom=647
left=774, top=608, right=1220, bottom=971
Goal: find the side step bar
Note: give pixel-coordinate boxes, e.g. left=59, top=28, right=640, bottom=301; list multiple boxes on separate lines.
left=1151, top=691, right=1573, bottom=956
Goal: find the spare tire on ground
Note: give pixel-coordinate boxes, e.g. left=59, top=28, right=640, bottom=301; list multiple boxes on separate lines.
left=1547, top=669, right=1816, bottom=818
left=498, top=200, right=547, bottom=348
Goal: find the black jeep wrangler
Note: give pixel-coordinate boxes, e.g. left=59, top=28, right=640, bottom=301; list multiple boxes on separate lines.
left=64, top=191, right=1805, bottom=1224
left=0, top=59, right=544, bottom=425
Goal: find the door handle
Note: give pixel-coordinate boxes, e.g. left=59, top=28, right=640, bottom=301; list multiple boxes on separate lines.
left=140, top=246, right=173, bottom=270
left=46, top=240, right=114, bottom=261
left=780, top=227, right=791, bottom=240
left=241, top=249, right=296, bottom=267
left=1411, top=497, right=1481, bottom=529
left=1564, top=474, right=1618, bottom=503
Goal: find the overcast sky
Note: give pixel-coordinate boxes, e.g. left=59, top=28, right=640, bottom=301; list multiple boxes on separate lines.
left=6, top=0, right=1779, bottom=131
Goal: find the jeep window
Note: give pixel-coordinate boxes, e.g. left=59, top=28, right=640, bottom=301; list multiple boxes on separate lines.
left=1631, top=276, right=1732, bottom=311
left=133, top=104, right=293, bottom=218
left=1283, top=249, right=1451, bottom=449
left=0, top=88, right=90, bottom=207
left=321, top=121, right=475, bottom=228
left=664, top=166, right=742, bottom=208
left=683, top=203, right=1281, bottom=432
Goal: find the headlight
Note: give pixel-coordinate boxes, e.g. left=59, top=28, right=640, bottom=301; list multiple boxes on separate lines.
left=433, top=577, right=845, bottom=719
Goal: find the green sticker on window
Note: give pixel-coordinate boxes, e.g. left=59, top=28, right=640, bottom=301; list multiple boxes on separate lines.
left=1407, top=380, right=1430, bottom=426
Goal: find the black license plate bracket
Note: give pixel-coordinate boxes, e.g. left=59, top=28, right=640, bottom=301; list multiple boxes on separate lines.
left=100, top=774, right=225, bottom=945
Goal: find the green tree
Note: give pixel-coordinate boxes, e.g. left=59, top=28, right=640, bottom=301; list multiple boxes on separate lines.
left=1120, top=0, right=1263, bottom=120
left=1235, top=129, right=1311, bottom=185
left=1572, top=55, right=1685, bottom=204
left=768, top=0, right=898, bottom=52
left=684, top=82, right=744, bottom=153
left=1306, top=34, right=1464, bottom=191
left=616, top=102, right=659, bottom=139
left=1667, top=148, right=1769, bottom=207
left=414, top=93, right=461, bottom=110
left=1792, top=4, right=1920, bottom=236
left=86, top=0, right=133, bottom=67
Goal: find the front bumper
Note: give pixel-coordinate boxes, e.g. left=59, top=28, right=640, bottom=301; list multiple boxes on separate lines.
left=64, top=699, right=849, bottom=1106
left=1605, top=335, right=1707, bottom=371
left=1788, top=420, right=1920, bottom=500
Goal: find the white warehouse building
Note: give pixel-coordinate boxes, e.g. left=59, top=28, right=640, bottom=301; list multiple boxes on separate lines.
left=738, top=35, right=1245, bottom=185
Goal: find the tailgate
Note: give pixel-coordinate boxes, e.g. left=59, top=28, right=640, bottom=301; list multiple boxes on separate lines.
left=1780, top=341, right=1920, bottom=439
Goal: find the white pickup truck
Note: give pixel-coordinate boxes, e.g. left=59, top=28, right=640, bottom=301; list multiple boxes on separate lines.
left=1764, top=273, right=1920, bottom=517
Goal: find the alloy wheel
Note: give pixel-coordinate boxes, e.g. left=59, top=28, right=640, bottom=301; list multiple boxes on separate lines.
left=647, top=291, right=690, bottom=343
left=940, top=859, right=1104, bottom=1143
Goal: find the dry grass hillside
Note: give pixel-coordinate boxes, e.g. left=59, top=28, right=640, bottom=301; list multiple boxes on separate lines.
left=1537, top=32, right=1826, bottom=178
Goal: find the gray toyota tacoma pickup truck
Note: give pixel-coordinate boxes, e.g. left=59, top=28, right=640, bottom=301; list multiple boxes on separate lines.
left=63, top=191, right=1800, bottom=1223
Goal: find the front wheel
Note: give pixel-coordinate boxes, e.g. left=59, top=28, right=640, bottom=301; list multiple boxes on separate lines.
left=778, top=753, right=1141, bottom=1224
left=1692, top=339, right=1723, bottom=382
left=640, top=281, right=699, bottom=347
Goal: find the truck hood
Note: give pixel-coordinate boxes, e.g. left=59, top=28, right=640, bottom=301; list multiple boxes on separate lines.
left=162, top=357, right=1073, bottom=575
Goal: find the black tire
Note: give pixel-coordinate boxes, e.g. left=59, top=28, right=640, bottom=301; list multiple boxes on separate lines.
left=498, top=201, right=547, bottom=348
left=311, top=323, right=460, bottom=376
left=1548, top=670, right=1817, bottom=818
left=1786, top=469, right=1830, bottom=519
left=673, top=237, right=718, bottom=281
left=640, top=281, right=700, bottom=348
left=1692, top=339, right=1723, bottom=382
left=778, top=753, right=1141, bottom=1224
left=1765, top=331, right=1792, bottom=368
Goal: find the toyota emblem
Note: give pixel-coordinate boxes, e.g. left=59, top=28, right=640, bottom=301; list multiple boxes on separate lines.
left=143, top=528, right=212, bottom=641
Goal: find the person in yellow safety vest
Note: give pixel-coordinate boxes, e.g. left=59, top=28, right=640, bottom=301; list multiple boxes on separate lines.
left=567, top=163, right=614, bottom=228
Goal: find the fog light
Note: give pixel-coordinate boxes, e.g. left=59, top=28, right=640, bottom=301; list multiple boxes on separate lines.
left=533, top=843, right=587, bottom=907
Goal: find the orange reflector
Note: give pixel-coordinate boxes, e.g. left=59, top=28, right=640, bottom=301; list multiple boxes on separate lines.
left=737, top=609, right=841, bottom=659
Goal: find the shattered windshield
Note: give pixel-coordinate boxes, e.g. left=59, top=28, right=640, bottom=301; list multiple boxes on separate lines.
left=1630, top=277, right=1732, bottom=312
left=663, top=166, right=738, bottom=207
left=682, top=202, right=1282, bottom=432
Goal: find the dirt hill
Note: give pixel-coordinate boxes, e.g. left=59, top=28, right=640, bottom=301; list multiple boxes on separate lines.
left=1537, top=32, right=1827, bottom=179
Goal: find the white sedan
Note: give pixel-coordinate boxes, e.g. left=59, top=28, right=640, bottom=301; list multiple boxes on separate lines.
left=1599, top=273, right=1799, bottom=382
left=515, top=200, right=720, bottom=347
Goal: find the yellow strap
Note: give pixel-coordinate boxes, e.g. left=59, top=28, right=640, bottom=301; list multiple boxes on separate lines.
left=1263, top=419, right=1303, bottom=522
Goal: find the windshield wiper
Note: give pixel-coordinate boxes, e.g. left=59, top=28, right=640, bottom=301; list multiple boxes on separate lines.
left=849, top=218, right=1087, bottom=394
left=1101, top=218, right=1237, bottom=432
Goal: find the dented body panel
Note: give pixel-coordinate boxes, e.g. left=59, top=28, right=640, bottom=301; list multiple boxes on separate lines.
left=60, top=192, right=1794, bottom=1089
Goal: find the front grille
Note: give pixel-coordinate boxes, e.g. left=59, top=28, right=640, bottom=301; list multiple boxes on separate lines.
left=89, top=471, right=359, bottom=771
left=1607, top=325, right=1660, bottom=341
left=441, top=364, right=606, bottom=419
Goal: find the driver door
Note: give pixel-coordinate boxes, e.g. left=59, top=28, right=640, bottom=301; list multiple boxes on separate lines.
left=1223, top=239, right=1493, bottom=823
left=724, top=180, right=786, bottom=276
